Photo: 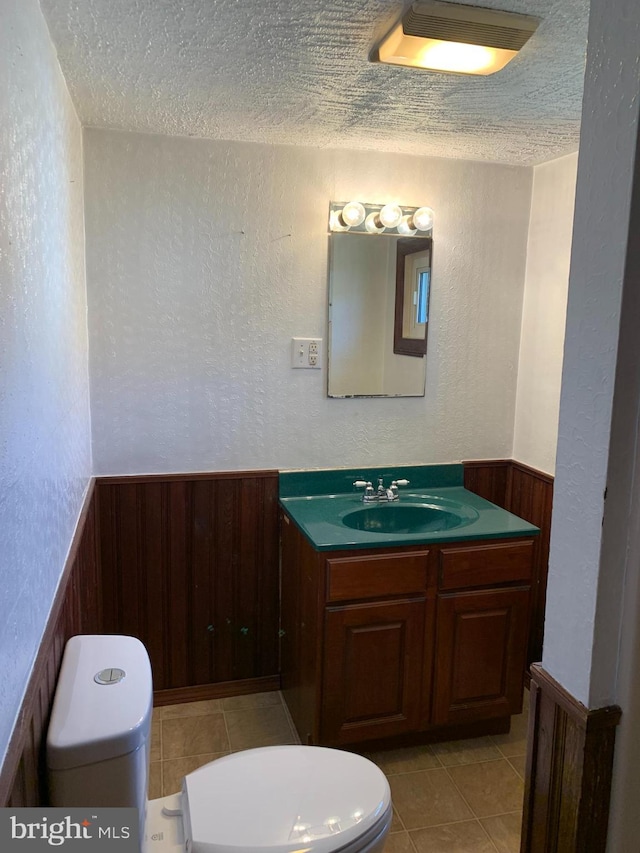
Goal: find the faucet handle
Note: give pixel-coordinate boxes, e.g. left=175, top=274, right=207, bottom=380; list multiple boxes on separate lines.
left=353, top=480, right=369, bottom=488
left=393, top=479, right=410, bottom=487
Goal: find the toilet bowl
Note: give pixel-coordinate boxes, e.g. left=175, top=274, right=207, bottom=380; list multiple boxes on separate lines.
left=47, top=635, right=392, bottom=853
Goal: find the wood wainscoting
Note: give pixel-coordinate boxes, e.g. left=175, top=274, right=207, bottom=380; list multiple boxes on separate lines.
left=0, top=461, right=552, bottom=810
left=522, top=665, right=622, bottom=853
left=95, top=471, right=281, bottom=698
left=0, top=481, right=101, bottom=808
left=0, top=469, right=281, bottom=807
left=464, top=459, right=554, bottom=666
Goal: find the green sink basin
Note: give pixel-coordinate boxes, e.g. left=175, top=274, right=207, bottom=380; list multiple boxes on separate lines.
left=340, top=502, right=476, bottom=535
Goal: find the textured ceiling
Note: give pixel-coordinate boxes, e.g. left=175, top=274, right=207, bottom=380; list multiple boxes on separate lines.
left=39, top=0, right=589, bottom=165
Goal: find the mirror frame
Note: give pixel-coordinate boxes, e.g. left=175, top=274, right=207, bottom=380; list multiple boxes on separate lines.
left=393, top=237, right=433, bottom=357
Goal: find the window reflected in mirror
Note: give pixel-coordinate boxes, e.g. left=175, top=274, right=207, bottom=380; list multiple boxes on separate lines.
left=394, top=239, right=432, bottom=358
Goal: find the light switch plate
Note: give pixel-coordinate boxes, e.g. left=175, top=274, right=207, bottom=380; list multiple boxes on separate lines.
left=292, top=337, right=322, bottom=369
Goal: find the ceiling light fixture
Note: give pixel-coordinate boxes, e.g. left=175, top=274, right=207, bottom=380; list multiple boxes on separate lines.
left=371, top=1, right=539, bottom=76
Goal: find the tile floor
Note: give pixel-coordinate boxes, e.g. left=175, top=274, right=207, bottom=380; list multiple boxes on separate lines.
left=150, top=689, right=529, bottom=853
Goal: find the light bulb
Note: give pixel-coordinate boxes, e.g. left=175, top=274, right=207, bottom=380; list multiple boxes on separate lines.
left=397, top=215, right=418, bottom=236
left=412, top=206, right=434, bottom=231
left=365, top=212, right=385, bottom=233
left=341, top=201, right=366, bottom=227
left=378, top=203, right=403, bottom=228
left=416, top=41, right=497, bottom=74
left=329, top=210, right=350, bottom=232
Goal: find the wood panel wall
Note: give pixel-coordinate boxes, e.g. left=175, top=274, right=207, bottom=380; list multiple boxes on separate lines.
left=506, top=463, right=554, bottom=668
left=463, top=458, right=511, bottom=507
left=96, top=471, right=280, bottom=700
left=0, top=482, right=101, bottom=808
left=522, top=665, right=621, bottom=853
left=0, top=469, right=280, bottom=806
left=464, top=459, right=554, bottom=666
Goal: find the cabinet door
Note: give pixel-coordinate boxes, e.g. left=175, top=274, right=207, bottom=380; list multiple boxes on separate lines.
left=432, top=587, right=530, bottom=725
left=321, top=598, right=425, bottom=745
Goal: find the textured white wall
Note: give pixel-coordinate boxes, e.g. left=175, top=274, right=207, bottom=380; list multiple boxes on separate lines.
left=543, top=0, right=640, bottom=708
left=0, top=1, right=91, bottom=767
left=83, top=129, right=532, bottom=475
left=513, top=153, right=578, bottom=475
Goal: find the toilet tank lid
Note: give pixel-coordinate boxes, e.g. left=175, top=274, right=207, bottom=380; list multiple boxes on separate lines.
left=47, top=635, right=153, bottom=771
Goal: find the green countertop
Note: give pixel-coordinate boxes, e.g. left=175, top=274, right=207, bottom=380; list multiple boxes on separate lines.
left=279, top=465, right=540, bottom=551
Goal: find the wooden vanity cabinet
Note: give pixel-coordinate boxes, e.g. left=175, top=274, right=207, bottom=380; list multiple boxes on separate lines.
left=432, top=540, right=534, bottom=726
left=432, top=587, right=530, bottom=725
left=322, top=597, right=426, bottom=743
left=321, top=549, right=432, bottom=744
left=280, top=509, right=535, bottom=748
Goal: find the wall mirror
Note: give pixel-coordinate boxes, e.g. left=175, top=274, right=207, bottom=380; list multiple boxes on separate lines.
left=327, top=202, right=433, bottom=398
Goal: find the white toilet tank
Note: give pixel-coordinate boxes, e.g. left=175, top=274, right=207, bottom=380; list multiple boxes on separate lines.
left=47, top=635, right=153, bottom=838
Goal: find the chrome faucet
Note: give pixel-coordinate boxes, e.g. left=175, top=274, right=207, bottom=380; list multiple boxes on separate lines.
left=353, top=476, right=410, bottom=503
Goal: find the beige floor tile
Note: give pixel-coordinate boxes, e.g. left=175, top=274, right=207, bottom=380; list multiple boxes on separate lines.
left=391, top=807, right=405, bottom=833
left=221, top=691, right=282, bottom=711
left=491, top=713, right=529, bottom=758
left=410, top=820, right=496, bottom=853
left=384, top=830, right=416, bottom=853
left=157, top=699, right=224, bottom=719
left=481, top=812, right=523, bottom=853
left=389, top=768, right=473, bottom=829
left=162, top=712, right=229, bottom=759
left=447, top=760, right=524, bottom=818
left=367, top=745, right=441, bottom=775
left=225, top=704, right=297, bottom=751
left=507, top=753, right=526, bottom=780
left=150, top=716, right=162, bottom=762
left=162, top=752, right=229, bottom=796
left=149, top=761, right=162, bottom=799
left=431, top=737, right=502, bottom=767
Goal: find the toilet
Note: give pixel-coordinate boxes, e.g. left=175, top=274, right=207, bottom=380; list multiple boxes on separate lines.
left=46, top=635, right=392, bottom=853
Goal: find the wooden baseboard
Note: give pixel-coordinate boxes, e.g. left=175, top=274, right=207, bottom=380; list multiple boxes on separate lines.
left=521, top=664, right=621, bottom=853
left=0, top=480, right=101, bottom=807
left=153, top=674, right=281, bottom=706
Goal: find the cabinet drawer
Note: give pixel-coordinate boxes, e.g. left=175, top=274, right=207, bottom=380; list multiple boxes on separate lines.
left=439, top=539, right=534, bottom=591
left=326, top=550, right=429, bottom=602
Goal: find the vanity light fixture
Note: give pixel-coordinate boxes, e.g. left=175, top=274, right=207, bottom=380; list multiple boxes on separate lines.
left=370, top=1, right=539, bottom=76
left=329, top=202, right=434, bottom=236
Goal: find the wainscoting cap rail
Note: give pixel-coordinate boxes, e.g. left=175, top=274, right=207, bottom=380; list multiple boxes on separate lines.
left=529, top=664, right=622, bottom=730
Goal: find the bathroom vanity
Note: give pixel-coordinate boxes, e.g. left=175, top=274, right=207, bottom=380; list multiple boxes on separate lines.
left=279, top=465, right=539, bottom=748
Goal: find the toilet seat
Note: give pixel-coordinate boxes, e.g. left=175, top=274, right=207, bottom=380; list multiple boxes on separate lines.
left=175, top=745, right=391, bottom=853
